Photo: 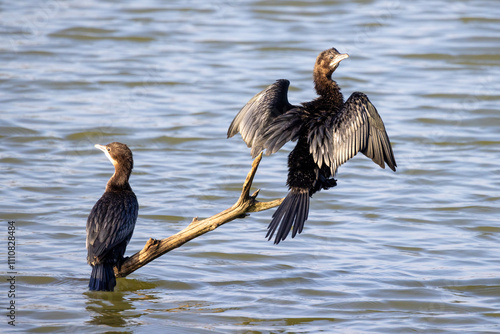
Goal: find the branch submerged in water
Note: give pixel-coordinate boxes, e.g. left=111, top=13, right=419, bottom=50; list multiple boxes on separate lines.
left=115, top=153, right=283, bottom=278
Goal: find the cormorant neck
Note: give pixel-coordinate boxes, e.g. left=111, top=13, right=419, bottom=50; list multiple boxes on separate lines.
left=105, top=163, right=132, bottom=192
left=313, top=69, right=344, bottom=107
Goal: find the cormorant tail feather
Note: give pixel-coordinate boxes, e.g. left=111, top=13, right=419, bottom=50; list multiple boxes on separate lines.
left=89, top=263, right=116, bottom=291
left=266, top=188, right=310, bottom=244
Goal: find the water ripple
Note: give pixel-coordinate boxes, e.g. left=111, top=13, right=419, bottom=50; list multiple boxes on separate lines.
left=1, top=0, right=499, bottom=333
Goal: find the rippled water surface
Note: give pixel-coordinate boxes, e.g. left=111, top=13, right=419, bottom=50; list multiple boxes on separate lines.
left=1, top=0, right=500, bottom=333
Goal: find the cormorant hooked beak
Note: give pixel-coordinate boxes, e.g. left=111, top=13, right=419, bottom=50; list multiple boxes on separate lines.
left=330, top=53, right=349, bottom=67
left=95, top=144, right=117, bottom=166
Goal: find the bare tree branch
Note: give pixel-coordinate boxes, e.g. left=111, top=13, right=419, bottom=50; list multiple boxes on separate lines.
left=115, top=153, right=283, bottom=278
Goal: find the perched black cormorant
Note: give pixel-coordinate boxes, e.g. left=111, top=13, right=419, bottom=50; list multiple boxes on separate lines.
left=86, top=142, right=138, bottom=291
left=227, top=48, right=396, bottom=244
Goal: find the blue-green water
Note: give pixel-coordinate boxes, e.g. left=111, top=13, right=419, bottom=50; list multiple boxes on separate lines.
left=1, top=0, right=500, bottom=332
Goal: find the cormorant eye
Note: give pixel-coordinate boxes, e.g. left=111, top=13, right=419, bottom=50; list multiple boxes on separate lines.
left=330, top=56, right=333, bottom=59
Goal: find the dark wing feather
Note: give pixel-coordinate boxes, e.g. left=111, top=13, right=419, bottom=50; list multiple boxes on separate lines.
left=227, top=79, right=295, bottom=157
left=309, top=92, right=396, bottom=175
left=86, top=192, right=138, bottom=264
left=258, top=107, right=304, bottom=155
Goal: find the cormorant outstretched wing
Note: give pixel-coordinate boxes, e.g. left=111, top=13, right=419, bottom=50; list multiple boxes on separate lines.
left=86, top=193, right=138, bottom=264
left=227, top=79, right=296, bottom=157
left=257, top=107, right=305, bottom=156
left=309, top=92, right=396, bottom=175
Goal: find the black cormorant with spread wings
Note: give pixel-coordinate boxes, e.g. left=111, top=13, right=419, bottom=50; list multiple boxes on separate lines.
left=86, top=142, right=138, bottom=291
left=227, top=48, right=396, bottom=244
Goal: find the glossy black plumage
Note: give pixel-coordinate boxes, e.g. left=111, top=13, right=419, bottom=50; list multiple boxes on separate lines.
left=86, top=142, right=138, bottom=291
left=228, top=48, right=396, bottom=244
left=228, top=79, right=296, bottom=158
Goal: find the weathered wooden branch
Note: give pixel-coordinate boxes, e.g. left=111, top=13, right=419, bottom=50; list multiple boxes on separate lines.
left=115, top=152, right=283, bottom=278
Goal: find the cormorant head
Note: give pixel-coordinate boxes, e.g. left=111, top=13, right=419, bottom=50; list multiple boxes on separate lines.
left=315, top=47, right=349, bottom=76
left=95, top=142, right=134, bottom=172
